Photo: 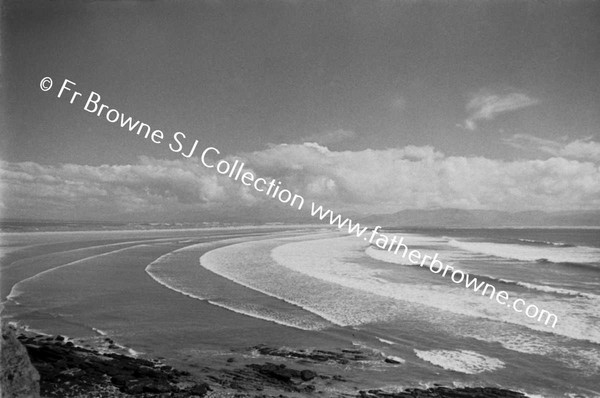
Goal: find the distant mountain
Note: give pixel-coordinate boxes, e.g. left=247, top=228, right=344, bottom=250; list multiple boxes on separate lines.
left=4, top=207, right=599, bottom=229
left=360, top=208, right=600, bottom=227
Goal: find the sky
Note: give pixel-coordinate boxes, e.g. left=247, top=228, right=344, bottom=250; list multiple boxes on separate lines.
left=1, top=0, right=600, bottom=221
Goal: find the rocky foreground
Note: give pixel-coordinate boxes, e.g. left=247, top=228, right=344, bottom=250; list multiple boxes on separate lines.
left=2, top=326, right=529, bottom=398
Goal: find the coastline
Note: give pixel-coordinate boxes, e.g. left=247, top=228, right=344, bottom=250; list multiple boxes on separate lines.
left=5, top=324, right=529, bottom=398
left=2, top=227, right=598, bottom=397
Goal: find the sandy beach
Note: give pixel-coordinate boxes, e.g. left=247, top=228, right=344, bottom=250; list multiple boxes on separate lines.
left=2, top=226, right=600, bottom=397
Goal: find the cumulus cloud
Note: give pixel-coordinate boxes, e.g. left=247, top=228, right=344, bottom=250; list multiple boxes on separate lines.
left=504, top=134, right=600, bottom=162
left=298, top=129, right=356, bottom=145
left=241, top=143, right=600, bottom=213
left=462, top=91, right=539, bottom=130
left=0, top=157, right=248, bottom=220
left=2, top=142, right=599, bottom=220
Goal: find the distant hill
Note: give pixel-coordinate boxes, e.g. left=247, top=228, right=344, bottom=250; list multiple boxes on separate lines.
left=360, top=208, right=600, bottom=228
left=4, top=208, right=599, bottom=230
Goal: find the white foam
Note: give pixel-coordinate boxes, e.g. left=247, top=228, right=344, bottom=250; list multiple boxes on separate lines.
left=507, top=280, right=599, bottom=299
left=414, top=349, right=505, bottom=374
left=554, top=347, right=600, bottom=376
left=144, top=243, right=214, bottom=301
left=447, top=239, right=600, bottom=264
left=6, top=244, right=152, bottom=301
left=518, top=238, right=571, bottom=247
left=127, top=348, right=143, bottom=357
left=384, top=355, right=405, bottom=364
left=272, top=236, right=600, bottom=344
left=2, top=236, right=184, bottom=272
left=92, top=327, right=108, bottom=336
left=376, top=337, right=396, bottom=345
left=6, top=321, right=52, bottom=337
left=365, top=246, right=414, bottom=265
left=207, top=299, right=327, bottom=331
left=148, top=233, right=336, bottom=330
left=461, top=327, right=556, bottom=356
left=201, top=235, right=406, bottom=327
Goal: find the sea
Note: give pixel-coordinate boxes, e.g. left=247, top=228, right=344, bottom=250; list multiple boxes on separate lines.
left=1, top=224, right=599, bottom=397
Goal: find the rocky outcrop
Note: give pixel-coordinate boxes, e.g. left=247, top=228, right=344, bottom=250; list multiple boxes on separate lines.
left=1, top=323, right=41, bottom=398
left=252, top=344, right=373, bottom=364
left=16, top=334, right=209, bottom=397
left=207, top=362, right=319, bottom=394
left=359, top=386, right=528, bottom=398
left=9, top=334, right=532, bottom=398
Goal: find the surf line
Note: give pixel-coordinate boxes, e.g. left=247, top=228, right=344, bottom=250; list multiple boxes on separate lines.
left=200, top=147, right=304, bottom=211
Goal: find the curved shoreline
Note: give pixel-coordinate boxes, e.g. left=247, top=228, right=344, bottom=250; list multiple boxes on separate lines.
left=2, top=228, right=598, bottom=397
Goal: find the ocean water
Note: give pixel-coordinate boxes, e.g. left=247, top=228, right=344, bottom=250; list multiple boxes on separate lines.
left=1, top=226, right=599, bottom=397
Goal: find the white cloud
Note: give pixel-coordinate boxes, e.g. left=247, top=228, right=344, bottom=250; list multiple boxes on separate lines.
left=504, top=134, right=600, bottom=162
left=2, top=142, right=599, bottom=220
left=0, top=157, right=241, bottom=220
left=241, top=143, right=600, bottom=213
left=463, top=91, right=539, bottom=130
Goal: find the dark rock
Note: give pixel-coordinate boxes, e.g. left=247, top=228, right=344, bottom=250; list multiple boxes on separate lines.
left=252, top=344, right=361, bottom=364
left=58, top=368, right=84, bottom=378
left=10, top=333, right=530, bottom=398
left=110, top=374, right=129, bottom=386
left=300, top=369, right=317, bottom=381
left=134, top=365, right=159, bottom=378
left=384, top=357, right=402, bottom=364
left=142, top=379, right=172, bottom=393
left=190, top=382, right=211, bottom=395
left=15, top=331, right=212, bottom=397
left=302, top=384, right=316, bottom=393
left=357, top=386, right=528, bottom=398
left=123, top=379, right=145, bottom=394
left=229, top=381, right=244, bottom=390
left=1, top=323, right=41, bottom=398
left=247, top=363, right=297, bottom=382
